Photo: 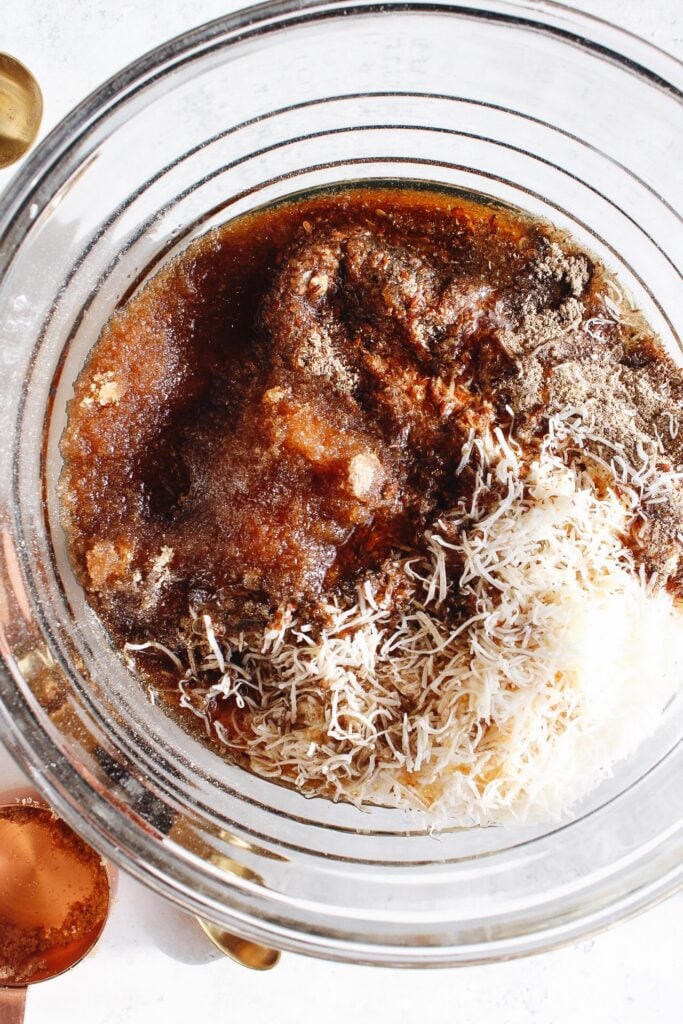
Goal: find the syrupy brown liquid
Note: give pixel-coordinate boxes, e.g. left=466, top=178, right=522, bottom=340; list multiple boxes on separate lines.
left=0, top=805, right=110, bottom=985
left=61, top=185, right=599, bottom=648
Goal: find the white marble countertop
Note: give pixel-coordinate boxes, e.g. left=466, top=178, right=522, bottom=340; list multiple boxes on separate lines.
left=1, top=2, right=681, bottom=1021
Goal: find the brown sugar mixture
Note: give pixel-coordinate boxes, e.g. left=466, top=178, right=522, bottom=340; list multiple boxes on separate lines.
left=60, top=185, right=683, bottom=825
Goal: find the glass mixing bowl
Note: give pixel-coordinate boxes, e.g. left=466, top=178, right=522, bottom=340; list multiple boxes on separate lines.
left=0, top=0, right=681, bottom=966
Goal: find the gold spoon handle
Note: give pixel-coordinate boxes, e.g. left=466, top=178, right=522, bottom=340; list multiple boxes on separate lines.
left=196, top=917, right=281, bottom=971
left=0, top=987, right=27, bottom=1024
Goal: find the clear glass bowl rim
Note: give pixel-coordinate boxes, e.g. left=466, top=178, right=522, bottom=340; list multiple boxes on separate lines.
left=0, top=0, right=682, bottom=967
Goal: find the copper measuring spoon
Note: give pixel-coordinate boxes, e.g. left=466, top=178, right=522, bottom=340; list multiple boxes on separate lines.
left=0, top=796, right=112, bottom=1024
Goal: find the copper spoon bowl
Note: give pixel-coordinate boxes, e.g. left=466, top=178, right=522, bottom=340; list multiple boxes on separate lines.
left=0, top=796, right=112, bottom=1024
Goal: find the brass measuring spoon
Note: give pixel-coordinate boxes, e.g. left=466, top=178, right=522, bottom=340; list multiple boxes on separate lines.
left=195, top=858, right=280, bottom=970
left=0, top=53, right=43, bottom=168
left=169, top=816, right=281, bottom=971
left=197, top=917, right=281, bottom=971
left=0, top=797, right=112, bottom=1024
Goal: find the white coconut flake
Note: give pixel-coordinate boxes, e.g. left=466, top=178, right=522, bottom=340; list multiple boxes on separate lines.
left=145, top=430, right=683, bottom=827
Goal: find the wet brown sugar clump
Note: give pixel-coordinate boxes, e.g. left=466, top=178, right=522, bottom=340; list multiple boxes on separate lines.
left=61, top=188, right=569, bottom=643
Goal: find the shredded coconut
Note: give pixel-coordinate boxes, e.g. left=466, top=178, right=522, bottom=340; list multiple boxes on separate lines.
left=132, top=430, right=683, bottom=825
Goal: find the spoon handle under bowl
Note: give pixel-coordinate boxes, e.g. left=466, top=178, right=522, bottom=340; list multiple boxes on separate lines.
left=0, top=986, right=27, bottom=1024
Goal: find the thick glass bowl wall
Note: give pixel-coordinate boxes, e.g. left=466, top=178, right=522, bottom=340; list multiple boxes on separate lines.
left=0, top=1, right=681, bottom=965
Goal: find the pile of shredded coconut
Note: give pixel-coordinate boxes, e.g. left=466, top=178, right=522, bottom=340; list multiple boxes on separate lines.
left=129, top=423, right=683, bottom=826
